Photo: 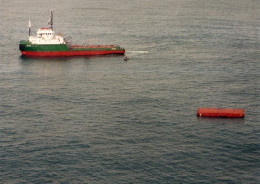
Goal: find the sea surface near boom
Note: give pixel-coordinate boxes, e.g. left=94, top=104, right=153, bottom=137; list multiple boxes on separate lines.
left=2, top=1, right=259, bottom=183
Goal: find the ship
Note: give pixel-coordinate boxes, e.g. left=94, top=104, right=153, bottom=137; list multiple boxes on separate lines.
left=19, top=11, right=125, bottom=57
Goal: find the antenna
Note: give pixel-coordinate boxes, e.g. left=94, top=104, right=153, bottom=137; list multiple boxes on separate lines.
left=48, top=10, right=53, bottom=30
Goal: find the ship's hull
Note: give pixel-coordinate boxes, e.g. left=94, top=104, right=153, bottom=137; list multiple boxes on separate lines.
left=20, top=50, right=125, bottom=57
left=19, top=41, right=125, bottom=57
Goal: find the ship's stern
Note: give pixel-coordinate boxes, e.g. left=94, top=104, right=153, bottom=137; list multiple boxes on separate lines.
left=19, top=40, right=30, bottom=52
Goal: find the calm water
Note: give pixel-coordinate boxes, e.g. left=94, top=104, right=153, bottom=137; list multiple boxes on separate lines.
left=0, top=0, right=259, bottom=183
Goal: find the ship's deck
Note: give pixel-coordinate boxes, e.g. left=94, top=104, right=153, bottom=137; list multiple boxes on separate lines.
left=70, top=45, right=116, bottom=49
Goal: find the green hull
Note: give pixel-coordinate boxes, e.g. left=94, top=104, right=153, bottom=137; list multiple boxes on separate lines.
left=19, top=40, right=124, bottom=52
left=19, top=40, right=69, bottom=51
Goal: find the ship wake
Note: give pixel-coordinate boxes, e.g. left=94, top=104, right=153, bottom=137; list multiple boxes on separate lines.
left=127, top=51, right=149, bottom=55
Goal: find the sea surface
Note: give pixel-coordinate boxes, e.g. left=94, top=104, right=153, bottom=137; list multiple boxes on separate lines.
left=0, top=0, right=259, bottom=183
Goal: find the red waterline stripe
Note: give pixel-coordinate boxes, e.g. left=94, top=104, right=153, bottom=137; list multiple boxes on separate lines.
left=21, top=50, right=125, bottom=57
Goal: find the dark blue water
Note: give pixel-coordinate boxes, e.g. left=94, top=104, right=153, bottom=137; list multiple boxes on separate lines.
left=0, top=0, right=259, bottom=183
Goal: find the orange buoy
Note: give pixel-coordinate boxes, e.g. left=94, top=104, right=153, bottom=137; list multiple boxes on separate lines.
left=197, top=108, right=245, bottom=118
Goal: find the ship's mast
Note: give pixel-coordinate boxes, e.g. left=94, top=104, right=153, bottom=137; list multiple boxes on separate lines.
left=48, top=10, right=53, bottom=30
left=28, top=19, right=31, bottom=36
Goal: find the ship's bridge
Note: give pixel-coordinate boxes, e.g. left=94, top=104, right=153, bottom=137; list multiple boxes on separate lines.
left=37, top=28, right=54, bottom=38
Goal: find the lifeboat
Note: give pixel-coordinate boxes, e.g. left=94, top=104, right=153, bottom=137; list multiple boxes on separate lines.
left=197, top=108, right=245, bottom=118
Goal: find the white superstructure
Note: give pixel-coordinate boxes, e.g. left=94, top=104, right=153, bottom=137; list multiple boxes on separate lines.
left=28, top=10, right=65, bottom=45
left=29, top=28, right=65, bottom=44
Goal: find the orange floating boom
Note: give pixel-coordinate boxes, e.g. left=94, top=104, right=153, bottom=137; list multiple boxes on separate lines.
left=197, top=108, right=245, bottom=118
